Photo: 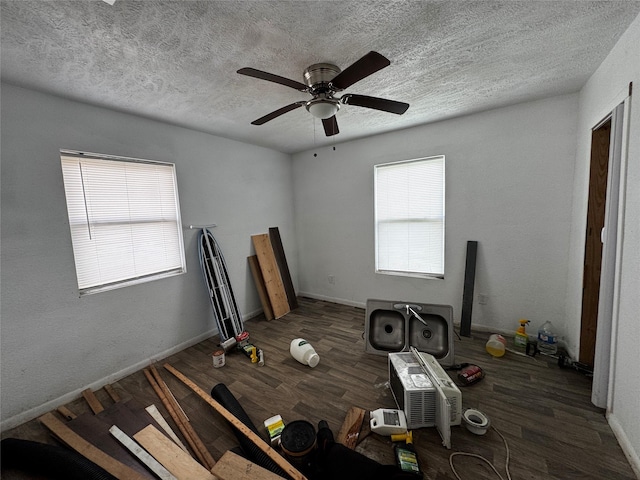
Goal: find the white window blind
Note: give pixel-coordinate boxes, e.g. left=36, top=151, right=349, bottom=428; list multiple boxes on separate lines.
left=61, top=151, right=186, bottom=295
left=375, top=156, right=445, bottom=278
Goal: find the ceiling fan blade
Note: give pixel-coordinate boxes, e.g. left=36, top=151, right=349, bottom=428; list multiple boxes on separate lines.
left=322, top=116, right=339, bottom=136
left=251, top=102, right=304, bottom=125
left=341, top=94, right=409, bottom=115
left=330, top=51, right=391, bottom=90
left=237, top=67, right=308, bottom=91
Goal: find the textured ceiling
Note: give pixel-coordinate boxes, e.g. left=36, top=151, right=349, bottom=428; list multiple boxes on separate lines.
left=2, top=1, right=639, bottom=154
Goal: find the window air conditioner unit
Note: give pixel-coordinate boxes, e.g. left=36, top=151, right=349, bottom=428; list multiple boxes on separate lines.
left=388, top=347, right=461, bottom=448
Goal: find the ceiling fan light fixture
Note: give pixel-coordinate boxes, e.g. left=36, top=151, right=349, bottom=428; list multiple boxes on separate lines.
left=306, top=100, right=339, bottom=119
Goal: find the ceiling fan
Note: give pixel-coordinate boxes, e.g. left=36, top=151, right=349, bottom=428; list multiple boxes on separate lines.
left=237, top=51, right=410, bottom=137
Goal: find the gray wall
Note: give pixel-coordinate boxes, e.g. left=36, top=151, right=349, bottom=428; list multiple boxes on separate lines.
left=0, top=83, right=295, bottom=427
left=292, top=94, right=578, bottom=339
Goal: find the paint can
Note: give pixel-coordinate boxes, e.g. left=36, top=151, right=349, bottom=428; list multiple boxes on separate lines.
left=280, top=420, right=317, bottom=473
left=212, top=350, right=225, bottom=368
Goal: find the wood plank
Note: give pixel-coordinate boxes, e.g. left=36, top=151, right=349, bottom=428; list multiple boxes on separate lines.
left=109, top=425, right=177, bottom=480
left=57, top=405, right=77, bottom=420
left=460, top=240, right=478, bottom=337
left=143, top=367, right=207, bottom=466
left=211, top=450, right=286, bottom=480
left=82, top=388, right=105, bottom=414
left=248, top=255, right=274, bottom=320
left=65, top=400, right=163, bottom=478
left=38, top=412, right=149, bottom=480
left=336, top=406, right=366, bottom=449
left=268, top=227, right=298, bottom=309
left=145, top=404, right=189, bottom=452
left=134, top=425, right=216, bottom=480
left=148, top=365, right=217, bottom=469
left=105, top=384, right=122, bottom=403
left=163, top=363, right=307, bottom=480
left=251, top=234, right=290, bottom=319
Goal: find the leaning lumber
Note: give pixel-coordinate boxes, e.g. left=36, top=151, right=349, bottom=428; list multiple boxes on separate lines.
left=163, top=363, right=307, bottom=480
left=251, top=234, right=290, bottom=318
left=248, top=255, right=275, bottom=320
left=38, top=412, right=148, bottom=480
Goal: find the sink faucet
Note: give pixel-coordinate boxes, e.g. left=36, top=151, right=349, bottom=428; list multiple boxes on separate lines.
left=406, top=305, right=429, bottom=327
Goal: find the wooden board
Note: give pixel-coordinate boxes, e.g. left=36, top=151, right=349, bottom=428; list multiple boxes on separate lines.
left=65, top=400, right=162, bottom=478
left=146, top=404, right=189, bottom=452
left=336, top=406, right=367, bottom=449
left=82, top=388, right=105, bottom=414
left=459, top=240, right=478, bottom=337
left=268, top=227, right=298, bottom=309
left=248, top=255, right=274, bottom=320
left=38, top=412, right=149, bottom=480
left=211, top=450, right=286, bottom=480
left=109, top=425, right=177, bottom=480
left=251, top=234, right=290, bottom=318
left=163, top=363, right=307, bottom=480
left=134, top=424, right=216, bottom=480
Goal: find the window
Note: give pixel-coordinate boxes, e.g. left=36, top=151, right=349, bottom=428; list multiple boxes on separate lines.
left=374, top=155, right=445, bottom=278
left=61, top=150, right=186, bottom=296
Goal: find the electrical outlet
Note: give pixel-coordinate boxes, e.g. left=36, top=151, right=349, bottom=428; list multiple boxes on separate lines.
left=478, top=294, right=488, bottom=305
left=328, top=275, right=335, bottom=285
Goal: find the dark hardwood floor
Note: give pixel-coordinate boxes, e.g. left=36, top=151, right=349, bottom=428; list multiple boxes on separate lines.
left=2, top=297, right=636, bottom=479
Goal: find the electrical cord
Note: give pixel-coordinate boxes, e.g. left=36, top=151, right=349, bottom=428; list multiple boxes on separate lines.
left=449, top=426, right=511, bottom=480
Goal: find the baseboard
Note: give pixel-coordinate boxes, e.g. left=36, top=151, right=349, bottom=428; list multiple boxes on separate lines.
left=297, top=291, right=365, bottom=309
left=607, top=412, right=640, bottom=479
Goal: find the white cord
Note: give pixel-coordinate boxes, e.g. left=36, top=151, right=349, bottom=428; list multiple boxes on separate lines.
left=449, top=426, right=511, bottom=480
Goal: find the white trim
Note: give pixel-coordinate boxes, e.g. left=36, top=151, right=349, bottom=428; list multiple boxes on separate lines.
left=607, top=412, right=640, bottom=479
left=297, top=291, right=366, bottom=309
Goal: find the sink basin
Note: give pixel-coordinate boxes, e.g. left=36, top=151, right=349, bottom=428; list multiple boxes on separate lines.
left=364, top=299, right=454, bottom=366
left=367, top=309, right=406, bottom=351
left=408, top=313, right=450, bottom=360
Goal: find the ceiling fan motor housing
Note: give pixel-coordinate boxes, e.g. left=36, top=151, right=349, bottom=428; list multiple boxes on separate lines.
left=303, top=63, right=341, bottom=93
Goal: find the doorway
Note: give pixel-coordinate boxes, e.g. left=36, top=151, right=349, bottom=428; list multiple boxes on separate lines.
left=579, top=118, right=611, bottom=367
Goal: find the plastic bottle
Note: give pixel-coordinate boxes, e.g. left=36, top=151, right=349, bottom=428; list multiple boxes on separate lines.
left=290, top=338, right=320, bottom=368
left=394, top=431, right=422, bottom=477
left=537, top=321, right=558, bottom=355
left=485, top=334, right=506, bottom=357
left=514, top=319, right=529, bottom=351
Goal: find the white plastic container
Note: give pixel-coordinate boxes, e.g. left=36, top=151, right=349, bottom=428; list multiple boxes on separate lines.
left=290, top=338, right=320, bottom=368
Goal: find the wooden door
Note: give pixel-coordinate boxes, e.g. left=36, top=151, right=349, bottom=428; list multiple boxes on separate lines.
left=579, top=119, right=611, bottom=367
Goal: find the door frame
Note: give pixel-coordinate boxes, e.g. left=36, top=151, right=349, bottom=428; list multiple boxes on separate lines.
left=589, top=100, right=628, bottom=408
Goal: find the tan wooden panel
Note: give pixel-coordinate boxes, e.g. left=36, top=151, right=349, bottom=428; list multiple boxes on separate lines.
left=38, top=412, right=149, bottom=480
left=134, top=424, right=216, bottom=480
left=82, top=388, right=105, bottom=414
left=336, top=406, right=366, bottom=449
left=248, top=255, right=274, bottom=320
left=211, top=450, right=285, bottom=480
left=251, top=234, right=290, bottom=318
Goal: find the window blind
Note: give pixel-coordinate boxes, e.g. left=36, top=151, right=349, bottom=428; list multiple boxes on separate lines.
left=61, top=152, right=186, bottom=295
left=375, top=156, right=445, bottom=277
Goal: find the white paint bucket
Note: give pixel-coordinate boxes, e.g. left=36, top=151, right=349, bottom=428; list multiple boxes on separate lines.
left=212, top=350, right=225, bottom=368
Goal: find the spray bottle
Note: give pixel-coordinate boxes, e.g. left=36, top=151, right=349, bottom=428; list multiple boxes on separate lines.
left=392, top=431, right=423, bottom=477
left=514, top=319, right=530, bottom=351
